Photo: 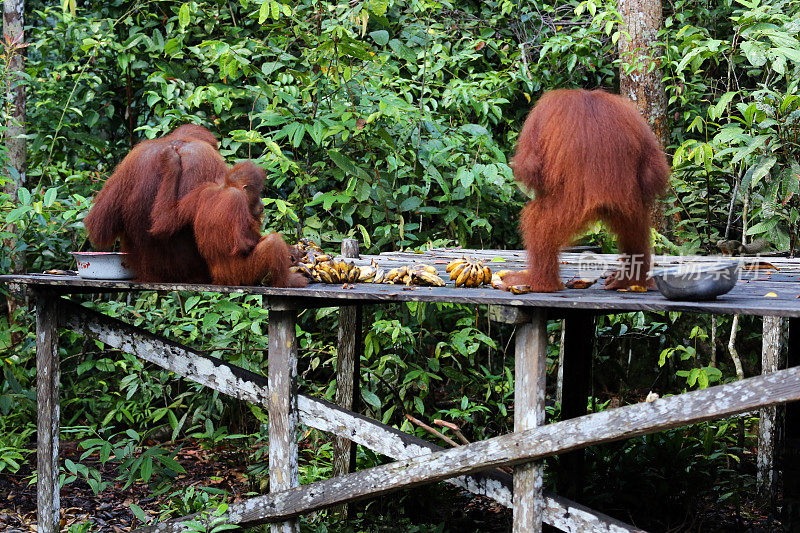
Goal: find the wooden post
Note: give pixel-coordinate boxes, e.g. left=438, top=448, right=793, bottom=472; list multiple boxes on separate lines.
left=558, top=310, right=594, bottom=500
left=268, top=309, right=300, bottom=533
left=333, top=239, right=363, bottom=517
left=513, top=309, right=547, bottom=533
left=35, top=293, right=60, bottom=533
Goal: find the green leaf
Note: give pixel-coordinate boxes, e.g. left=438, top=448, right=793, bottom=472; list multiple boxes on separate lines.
left=6, top=205, right=32, bottom=223
left=258, top=1, right=270, bottom=24
left=388, top=39, right=416, bottom=62
left=414, top=396, right=424, bottom=414
left=708, top=91, right=737, bottom=120
left=741, top=40, right=767, bottom=67
left=203, top=313, right=221, bottom=329
left=361, top=389, right=382, bottom=409
left=399, top=197, right=422, bottom=212
left=130, top=504, right=147, bottom=524
left=370, top=30, right=390, bottom=46
left=328, top=150, right=359, bottom=175
left=178, top=3, right=191, bottom=29
left=17, top=188, right=31, bottom=206
left=140, top=456, right=153, bottom=482
left=369, top=0, right=388, bottom=16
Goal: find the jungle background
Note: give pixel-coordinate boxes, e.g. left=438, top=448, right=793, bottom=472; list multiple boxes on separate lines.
left=1, top=0, right=799, bottom=530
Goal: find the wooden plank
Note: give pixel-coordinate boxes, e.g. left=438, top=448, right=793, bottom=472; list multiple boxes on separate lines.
left=268, top=310, right=300, bottom=533
left=558, top=310, right=594, bottom=499
left=8, top=273, right=800, bottom=317
left=513, top=310, right=547, bottom=532
left=758, top=316, right=785, bottom=505
left=332, top=238, right=362, bottom=517
left=35, top=293, right=61, bottom=533
left=140, top=394, right=644, bottom=533
left=221, top=363, right=800, bottom=525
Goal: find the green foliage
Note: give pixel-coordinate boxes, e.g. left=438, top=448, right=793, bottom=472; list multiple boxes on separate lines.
left=0, top=179, right=90, bottom=272
left=659, top=325, right=723, bottom=389
left=664, top=0, right=800, bottom=250
left=0, top=0, right=796, bottom=529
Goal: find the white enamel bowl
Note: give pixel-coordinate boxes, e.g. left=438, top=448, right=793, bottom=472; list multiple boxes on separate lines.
left=70, top=252, right=136, bottom=280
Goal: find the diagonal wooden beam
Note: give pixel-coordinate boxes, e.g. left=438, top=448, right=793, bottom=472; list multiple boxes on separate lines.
left=222, top=365, right=800, bottom=524
left=60, top=298, right=643, bottom=532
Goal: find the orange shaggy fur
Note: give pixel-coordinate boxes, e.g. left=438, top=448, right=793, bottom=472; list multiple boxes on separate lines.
left=177, top=162, right=308, bottom=287
left=504, top=89, right=670, bottom=292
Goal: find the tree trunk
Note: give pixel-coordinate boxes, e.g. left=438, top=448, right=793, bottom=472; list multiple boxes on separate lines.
left=618, top=0, right=671, bottom=233
left=3, top=0, right=27, bottom=334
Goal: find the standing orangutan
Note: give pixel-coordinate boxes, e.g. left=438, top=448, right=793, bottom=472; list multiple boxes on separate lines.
left=503, top=89, right=670, bottom=292
left=83, top=124, right=226, bottom=282
left=176, top=161, right=308, bottom=287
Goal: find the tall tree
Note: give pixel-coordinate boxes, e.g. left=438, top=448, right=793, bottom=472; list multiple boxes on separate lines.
left=3, top=0, right=27, bottom=330
left=3, top=0, right=26, bottom=193
left=618, top=0, right=671, bottom=232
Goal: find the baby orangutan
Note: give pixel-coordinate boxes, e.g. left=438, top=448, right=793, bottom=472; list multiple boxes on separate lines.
left=177, top=161, right=308, bottom=287
left=503, top=89, right=670, bottom=292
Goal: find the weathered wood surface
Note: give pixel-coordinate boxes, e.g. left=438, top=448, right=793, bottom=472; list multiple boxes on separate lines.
left=62, top=299, right=640, bottom=533
left=144, top=390, right=645, bottom=533
left=513, top=311, right=548, bottom=532
left=5, top=268, right=800, bottom=317
left=268, top=310, right=300, bottom=533
left=35, top=293, right=60, bottom=533
left=332, top=238, right=362, bottom=516
left=214, top=364, right=800, bottom=524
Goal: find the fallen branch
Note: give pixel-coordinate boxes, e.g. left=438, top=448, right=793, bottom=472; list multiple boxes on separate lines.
left=406, top=414, right=459, bottom=448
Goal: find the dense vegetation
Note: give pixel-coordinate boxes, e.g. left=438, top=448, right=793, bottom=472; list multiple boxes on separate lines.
left=1, top=0, right=798, bottom=530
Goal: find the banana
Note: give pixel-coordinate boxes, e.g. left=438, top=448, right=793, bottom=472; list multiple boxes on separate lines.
left=335, top=261, right=350, bottom=279
left=385, top=267, right=404, bottom=283
left=468, top=265, right=481, bottom=287
left=413, top=270, right=446, bottom=287
left=449, top=261, right=469, bottom=281
left=474, top=265, right=485, bottom=286
left=446, top=256, right=467, bottom=273
left=317, top=269, right=334, bottom=284
left=373, top=268, right=386, bottom=283
left=290, top=264, right=314, bottom=278
left=417, top=264, right=438, bottom=274
left=509, top=284, right=532, bottom=295
left=348, top=266, right=361, bottom=283
left=358, top=266, right=376, bottom=282
left=491, top=273, right=503, bottom=289
left=455, top=264, right=472, bottom=287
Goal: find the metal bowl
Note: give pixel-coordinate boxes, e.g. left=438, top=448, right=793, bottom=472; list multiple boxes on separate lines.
left=70, top=252, right=135, bottom=280
left=652, top=261, right=740, bottom=301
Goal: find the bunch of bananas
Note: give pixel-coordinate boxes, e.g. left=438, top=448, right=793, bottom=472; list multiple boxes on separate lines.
left=383, top=264, right=446, bottom=287
left=293, top=237, right=323, bottom=255
left=292, top=253, right=384, bottom=284
left=446, top=256, right=492, bottom=287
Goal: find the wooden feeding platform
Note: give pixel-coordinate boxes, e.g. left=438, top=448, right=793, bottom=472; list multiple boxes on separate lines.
left=3, top=244, right=800, bottom=533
